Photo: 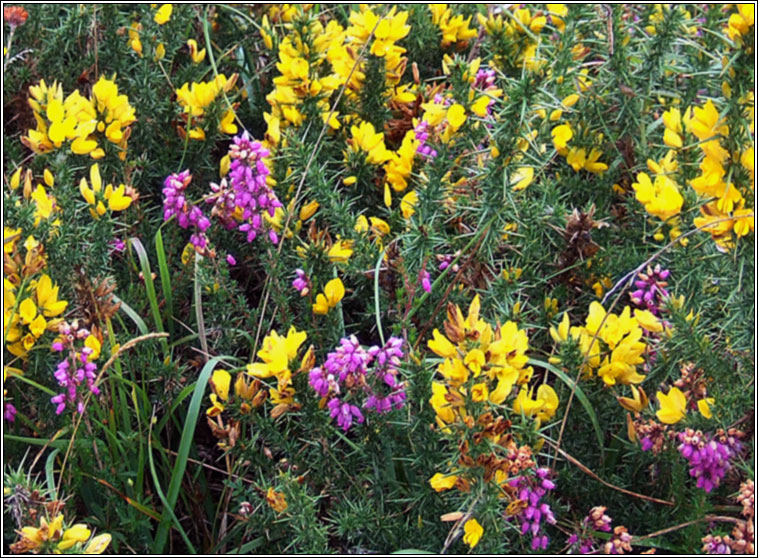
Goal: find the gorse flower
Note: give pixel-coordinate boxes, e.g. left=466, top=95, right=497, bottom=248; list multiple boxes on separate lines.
left=246, top=326, right=311, bottom=418
left=23, top=76, right=136, bottom=160
left=4, top=272, right=67, bottom=358
left=462, top=518, right=484, bottom=549
left=79, top=163, right=134, bottom=218
left=312, top=277, right=345, bottom=315
left=10, top=512, right=110, bottom=554
left=175, top=74, right=238, bottom=140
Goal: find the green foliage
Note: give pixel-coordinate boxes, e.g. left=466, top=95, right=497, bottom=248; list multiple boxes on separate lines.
left=3, top=3, right=754, bottom=555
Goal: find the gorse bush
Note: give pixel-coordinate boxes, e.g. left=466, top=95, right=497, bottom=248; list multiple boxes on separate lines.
left=2, top=4, right=755, bottom=555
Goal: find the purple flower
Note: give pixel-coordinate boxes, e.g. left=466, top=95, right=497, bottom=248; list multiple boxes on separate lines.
left=507, top=468, right=556, bottom=549
left=630, top=265, right=670, bottom=316
left=4, top=402, right=16, bottom=422
left=226, top=254, right=237, bottom=266
left=49, top=325, right=101, bottom=416
left=677, top=428, right=742, bottom=493
left=163, top=170, right=211, bottom=251
left=328, top=398, right=364, bottom=432
left=419, top=269, right=431, bottom=293
left=311, top=336, right=406, bottom=432
left=293, top=268, right=309, bottom=295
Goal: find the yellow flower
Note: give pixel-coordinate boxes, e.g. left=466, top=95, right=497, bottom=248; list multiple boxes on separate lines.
left=428, top=329, right=457, bottom=358
left=154, top=42, right=166, bottom=61
left=186, top=39, right=206, bottom=63
left=549, top=312, right=571, bottom=343
left=58, top=524, right=91, bottom=551
left=299, top=200, right=319, bottom=221
left=348, top=121, right=392, bottom=165
left=583, top=148, right=608, bottom=174
left=31, top=184, right=55, bottom=223
left=511, top=167, right=534, bottom=191
left=401, top=190, right=418, bottom=219
left=656, top=387, right=687, bottom=424
left=617, top=385, right=649, bottom=413
left=248, top=326, right=308, bottom=378
left=328, top=240, right=353, bottom=263
left=154, top=4, right=172, bottom=25
left=697, top=397, right=715, bottom=419
left=513, top=384, right=559, bottom=422
left=19, top=298, right=37, bottom=325
left=83, top=533, right=112, bottom=554
left=429, top=472, right=458, bottom=492
left=551, top=123, right=573, bottom=155
left=632, top=172, right=683, bottom=221
left=686, top=99, right=728, bottom=141
left=266, top=487, right=288, bottom=512
left=207, top=369, right=231, bottom=416
left=470, top=382, right=489, bottom=402
left=633, top=309, right=663, bottom=333
left=463, top=518, right=484, bottom=549
left=446, top=103, right=467, bottom=132
left=312, top=278, right=345, bottom=315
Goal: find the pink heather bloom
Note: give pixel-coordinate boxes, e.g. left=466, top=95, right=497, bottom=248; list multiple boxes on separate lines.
left=419, top=269, right=431, bottom=293
left=226, top=254, right=236, bottom=266
left=4, top=403, right=16, bottom=422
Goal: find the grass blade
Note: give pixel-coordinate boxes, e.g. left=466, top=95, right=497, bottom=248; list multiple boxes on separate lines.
left=152, top=355, right=225, bottom=553
left=155, top=229, right=175, bottom=336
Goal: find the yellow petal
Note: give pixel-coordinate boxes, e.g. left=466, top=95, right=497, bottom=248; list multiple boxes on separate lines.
left=697, top=397, right=714, bottom=419
left=211, top=369, right=232, bottom=401
left=323, top=278, right=345, bottom=307
left=446, top=104, right=467, bottom=132
left=154, top=4, right=172, bottom=25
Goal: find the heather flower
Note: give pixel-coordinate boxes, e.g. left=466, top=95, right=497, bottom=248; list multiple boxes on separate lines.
left=677, top=428, right=743, bottom=493
left=419, top=269, right=431, bottom=293
left=224, top=132, right=282, bottom=244
left=328, top=397, right=364, bottom=432
left=4, top=402, right=16, bottom=422
left=507, top=467, right=557, bottom=550
left=162, top=170, right=211, bottom=250
left=630, top=265, right=670, bottom=315
left=292, top=269, right=309, bottom=296
left=310, top=336, right=406, bottom=432
left=50, top=322, right=101, bottom=415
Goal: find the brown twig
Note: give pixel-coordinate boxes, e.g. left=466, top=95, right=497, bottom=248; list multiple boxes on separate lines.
left=633, top=515, right=741, bottom=542
left=547, top=441, right=675, bottom=506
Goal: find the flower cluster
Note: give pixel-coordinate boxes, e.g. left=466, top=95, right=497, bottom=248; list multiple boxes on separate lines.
left=162, top=170, right=211, bottom=250
left=309, top=336, right=406, bottom=432
left=551, top=122, right=608, bottom=175
left=429, top=4, right=477, bottom=49
left=175, top=73, right=238, bottom=140
left=507, top=467, right=557, bottom=550
left=22, top=76, right=136, bottom=160
left=224, top=132, right=281, bottom=244
left=79, top=163, right=135, bottom=219
left=4, top=272, right=67, bottom=359
left=50, top=321, right=102, bottom=415
left=10, top=513, right=111, bottom=554
left=702, top=477, right=754, bottom=555
left=246, top=326, right=312, bottom=419
left=677, top=428, right=744, bottom=493
left=428, top=295, right=537, bottom=433
left=630, top=265, right=670, bottom=315
left=479, top=5, right=569, bottom=72
left=550, top=302, right=654, bottom=386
